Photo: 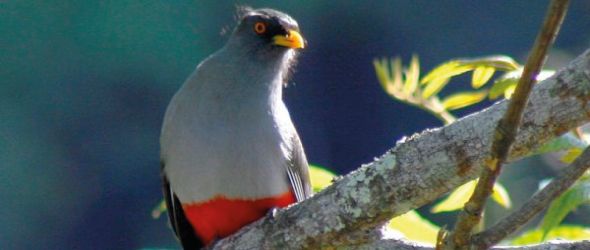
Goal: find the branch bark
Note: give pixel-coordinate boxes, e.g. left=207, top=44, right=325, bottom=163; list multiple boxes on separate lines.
left=448, top=1, right=570, bottom=248
left=347, top=239, right=590, bottom=250
left=471, top=146, right=590, bottom=249
left=211, top=49, right=590, bottom=249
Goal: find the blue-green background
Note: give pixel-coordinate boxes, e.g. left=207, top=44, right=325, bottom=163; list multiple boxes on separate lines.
left=2, top=1, right=589, bottom=249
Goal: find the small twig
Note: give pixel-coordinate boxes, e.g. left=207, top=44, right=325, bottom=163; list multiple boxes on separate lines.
left=446, top=0, right=570, bottom=248
left=471, top=146, right=590, bottom=249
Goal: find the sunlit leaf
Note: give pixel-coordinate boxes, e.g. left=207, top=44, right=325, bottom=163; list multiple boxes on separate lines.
left=151, top=200, right=167, bottom=219
left=540, top=180, right=590, bottom=239
left=441, top=91, right=488, bottom=110
left=421, top=61, right=472, bottom=86
left=489, top=76, right=518, bottom=100
left=432, top=180, right=511, bottom=213
left=421, top=77, right=450, bottom=99
left=392, top=57, right=404, bottom=91
left=431, top=180, right=476, bottom=213
left=511, top=225, right=590, bottom=245
left=471, top=66, right=496, bottom=89
left=373, top=58, right=394, bottom=95
left=309, top=164, right=337, bottom=193
left=561, top=147, right=583, bottom=164
left=504, top=84, right=516, bottom=99
left=458, top=55, right=520, bottom=71
left=490, top=182, right=511, bottom=208
left=388, top=210, right=440, bottom=244
left=403, top=55, right=420, bottom=95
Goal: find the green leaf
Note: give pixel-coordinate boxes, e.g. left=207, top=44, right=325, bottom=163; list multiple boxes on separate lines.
left=432, top=180, right=511, bottom=213
left=561, top=147, right=583, bottom=164
left=391, top=57, right=404, bottom=91
left=471, top=66, right=496, bottom=88
left=420, top=61, right=472, bottom=85
left=421, top=77, right=451, bottom=99
left=431, top=180, right=476, bottom=213
left=457, top=55, right=520, bottom=71
left=504, top=84, right=516, bottom=99
left=540, top=180, right=590, bottom=239
left=489, top=76, right=519, bottom=100
left=441, top=90, right=488, bottom=110
left=151, top=200, right=167, bottom=219
left=373, top=58, right=395, bottom=95
left=388, top=210, right=440, bottom=244
left=309, top=164, right=337, bottom=193
left=511, top=225, right=590, bottom=245
left=403, top=55, right=420, bottom=95
left=491, top=181, right=512, bottom=209
left=534, top=133, right=588, bottom=155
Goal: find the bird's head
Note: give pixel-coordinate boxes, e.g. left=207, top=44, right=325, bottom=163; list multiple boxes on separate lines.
left=227, top=8, right=305, bottom=57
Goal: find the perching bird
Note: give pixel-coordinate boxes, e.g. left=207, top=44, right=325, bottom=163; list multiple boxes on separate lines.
left=160, top=8, right=311, bottom=249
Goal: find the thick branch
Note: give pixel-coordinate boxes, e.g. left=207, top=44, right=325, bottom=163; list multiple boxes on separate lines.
left=347, top=239, right=590, bottom=250
left=449, top=1, right=570, bottom=247
left=212, top=49, right=590, bottom=249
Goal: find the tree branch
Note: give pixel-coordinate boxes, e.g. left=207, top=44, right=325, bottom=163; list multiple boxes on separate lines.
left=448, top=1, right=570, bottom=248
left=471, top=146, right=590, bottom=249
left=347, top=239, right=590, bottom=250
left=211, top=49, right=590, bottom=249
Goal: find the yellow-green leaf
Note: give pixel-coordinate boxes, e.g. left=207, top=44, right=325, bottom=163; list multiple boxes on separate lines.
left=441, top=91, right=488, bottom=110
left=504, top=84, right=517, bottom=99
left=491, top=182, right=512, bottom=208
left=421, top=77, right=450, bottom=99
left=432, top=180, right=511, bottom=213
left=431, top=180, right=477, bottom=213
left=471, top=66, right=496, bottom=88
left=458, top=55, right=520, bottom=71
left=151, top=200, right=167, bottom=219
left=561, top=147, right=583, bottom=164
left=392, top=57, right=403, bottom=91
left=403, top=55, right=420, bottom=95
left=309, top=165, right=336, bottom=193
left=540, top=180, right=590, bottom=239
left=489, top=77, right=518, bottom=100
left=373, top=58, right=394, bottom=95
left=511, top=225, right=590, bottom=245
left=388, top=210, right=440, bottom=244
left=421, top=61, right=472, bottom=86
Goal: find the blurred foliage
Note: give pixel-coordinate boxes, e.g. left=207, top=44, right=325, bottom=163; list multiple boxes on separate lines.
left=431, top=179, right=511, bottom=213
left=511, top=225, right=590, bottom=245
left=540, top=173, right=590, bottom=240
left=308, top=165, right=338, bottom=193
left=388, top=210, right=440, bottom=244
left=374, top=55, right=590, bottom=244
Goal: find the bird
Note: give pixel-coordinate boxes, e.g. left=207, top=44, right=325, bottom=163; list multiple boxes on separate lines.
left=159, top=8, right=312, bottom=249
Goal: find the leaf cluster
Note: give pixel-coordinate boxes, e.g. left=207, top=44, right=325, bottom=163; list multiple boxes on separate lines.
left=373, top=54, right=590, bottom=244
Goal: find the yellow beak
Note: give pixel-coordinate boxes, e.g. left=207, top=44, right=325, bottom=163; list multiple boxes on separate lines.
left=273, top=30, right=305, bottom=49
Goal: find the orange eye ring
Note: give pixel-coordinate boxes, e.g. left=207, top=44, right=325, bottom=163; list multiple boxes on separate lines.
left=254, top=22, right=266, bottom=34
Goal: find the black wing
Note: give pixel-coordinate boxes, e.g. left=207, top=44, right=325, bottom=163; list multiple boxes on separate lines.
left=286, top=134, right=312, bottom=202
left=161, top=163, right=203, bottom=249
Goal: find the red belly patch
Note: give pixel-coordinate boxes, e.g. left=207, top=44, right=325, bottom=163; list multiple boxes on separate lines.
left=182, top=191, right=296, bottom=245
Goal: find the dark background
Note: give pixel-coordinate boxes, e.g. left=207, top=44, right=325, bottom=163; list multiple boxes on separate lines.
left=2, top=1, right=589, bottom=249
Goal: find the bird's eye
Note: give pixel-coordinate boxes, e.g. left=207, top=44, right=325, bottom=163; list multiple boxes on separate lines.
left=253, top=22, right=267, bottom=34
